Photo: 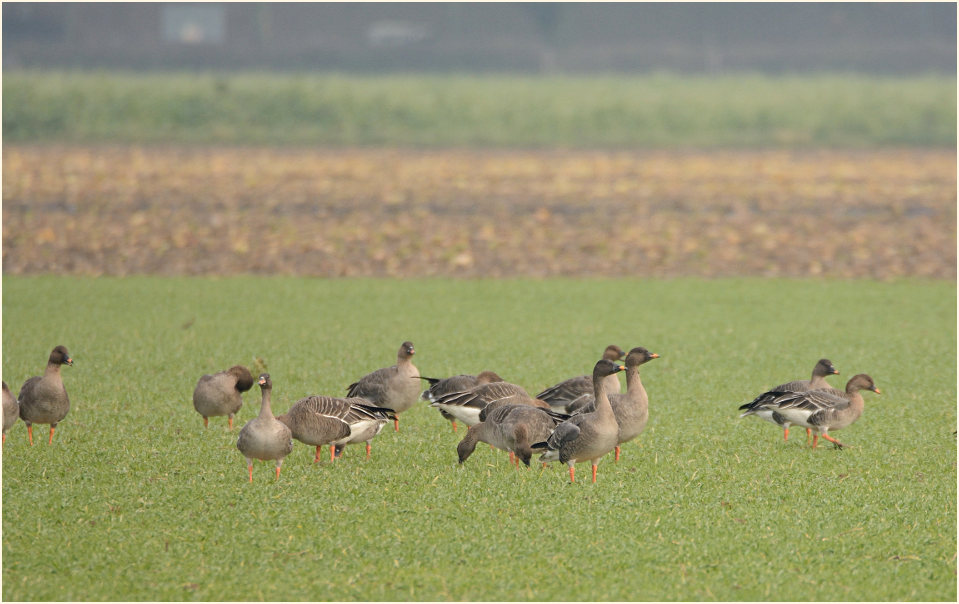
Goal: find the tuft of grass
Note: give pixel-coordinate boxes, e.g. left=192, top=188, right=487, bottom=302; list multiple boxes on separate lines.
left=2, top=71, right=956, bottom=147
left=2, top=276, right=955, bottom=601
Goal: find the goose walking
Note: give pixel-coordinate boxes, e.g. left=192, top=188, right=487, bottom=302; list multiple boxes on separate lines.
left=531, top=359, right=625, bottom=483
left=752, top=374, right=880, bottom=449
left=193, top=365, right=255, bottom=429
left=236, top=374, right=293, bottom=482
left=739, top=359, right=841, bottom=442
left=346, top=341, right=420, bottom=432
left=535, top=345, right=625, bottom=413
left=276, top=395, right=396, bottom=462
left=420, top=370, right=504, bottom=432
left=456, top=404, right=562, bottom=467
left=565, top=347, right=659, bottom=461
left=18, top=345, right=73, bottom=446
left=3, top=381, right=18, bottom=445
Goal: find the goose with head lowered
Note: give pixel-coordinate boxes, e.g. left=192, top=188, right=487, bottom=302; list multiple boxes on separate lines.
left=193, top=365, right=255, bottom=429
left=276, top=394, right=396, bottom=463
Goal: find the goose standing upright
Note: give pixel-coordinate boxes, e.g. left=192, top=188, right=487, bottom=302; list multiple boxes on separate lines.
left=535, top=345, right=625, bottom=413
left=236, top=374, right=293, bottom=482
left=565, top=347, right=660, bottom=461
left=346, top=341, right=420, bottom=432
left=18, top=345, right=73, bottom=446
left=757, top=374, right=880, bottom=449
left=3, top=381, right=19, bottom=445
left=193, top=365, right=255, bottom=429
left=739, top=359, right=841, bottom=442
left=532, top=359, right=625, bottom=483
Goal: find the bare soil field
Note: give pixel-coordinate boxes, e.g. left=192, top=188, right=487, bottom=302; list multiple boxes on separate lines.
left=2, top=145, right=955, bottom=279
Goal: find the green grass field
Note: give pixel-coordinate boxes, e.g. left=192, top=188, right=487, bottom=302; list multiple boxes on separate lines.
left=3, top=71, right=955, bottom=147
left=1, top=276, right=955, bottom=601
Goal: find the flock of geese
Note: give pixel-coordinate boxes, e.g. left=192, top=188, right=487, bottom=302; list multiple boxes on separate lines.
left=2, top=342, right=880, bottom=483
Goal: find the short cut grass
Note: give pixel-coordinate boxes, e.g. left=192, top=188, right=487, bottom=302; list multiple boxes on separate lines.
left=2, top=276, right=955, bottom=600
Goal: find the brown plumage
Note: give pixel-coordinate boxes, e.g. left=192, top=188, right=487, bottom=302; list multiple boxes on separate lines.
left=456, top=404, right=562, bottom=467
left=18, top=345, right=73, bottom=446
left=193, top=365, right=255, bottom=430
left=420, top=370, right=504, bottom=432
left=276, top=395, right=396, bottom=463
left=535, top=345, right=626, bottom=413
left=236, top=374, right=293, bottom=482
left=346, top=341, right=420, bottom=432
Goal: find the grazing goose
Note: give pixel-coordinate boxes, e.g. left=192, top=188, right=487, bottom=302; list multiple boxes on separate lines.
left=456, top=404, right=562, bottom=467
left=565, top=347, right=660, bottom=461
left=536, top=345, right=626, bottom=413
left=738, top=359, right=841, bottom=442
left=757, top=374, right=880, bottom=449
left=430, top=380, right=537, bottom=428
left=236, top=374, right=293, bottom=482
left=192, top=365, right=255, bottom=429
left=276, top=395, right=396, bottom=463
left=420, top=370, right=504, bottom=432
left=531, top=359, right=625, bottom=483
left=3, top=381, right=18, bottom=445
left=346, top=341, right=420, bottom=432
left=18, top=345, right=73, bottom=446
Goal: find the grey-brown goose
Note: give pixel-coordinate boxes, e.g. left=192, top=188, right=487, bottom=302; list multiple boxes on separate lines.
left=18, top=345, right=73, bottom=446
left=193, top=365, right=255, bottom=430
left=430, top=380, right=541, bottom=428
left=738, top=359, right=841, bottom=442
left=276, top=395, right=396, bottom=463
left=756, top=374, right=880, bottom=449
left=535, top=345, right=625, bottom=413
left=420, top=370, right=504, bottom=432
left=564, top=347, right=659, bottom=461
left=236, top=374, right=293, bottom=482
left=346, top=341, right=420, bottom=432
left=531, top=359, right=625, bottom=483
left=456, top=404, right=562, bottom=467
left=3, top=381, right=19, bottom=445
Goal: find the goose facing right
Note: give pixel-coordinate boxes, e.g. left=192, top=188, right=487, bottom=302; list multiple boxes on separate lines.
left=532, top=359, right=625, bottom=483
left=346, top=341, right=420, bottom=432
left=3, top=381, right=18, bottom=445
left=738, top=358, right=841, bottom=442
left=535, top=345, right=626, bottom=413
left=18, top=345, right=73, bottom=446
left=236, top=374, right=293, bottom=482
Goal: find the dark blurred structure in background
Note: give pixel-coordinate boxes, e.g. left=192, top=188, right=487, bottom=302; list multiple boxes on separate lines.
left=3, top=2, right=956, bottom=74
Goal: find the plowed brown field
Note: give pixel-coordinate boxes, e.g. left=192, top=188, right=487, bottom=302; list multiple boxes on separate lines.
left=2, top=146, right=955, bottom=279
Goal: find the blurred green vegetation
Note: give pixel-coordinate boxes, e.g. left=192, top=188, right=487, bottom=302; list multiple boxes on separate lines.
left=3, top=71, right=955, bottom=147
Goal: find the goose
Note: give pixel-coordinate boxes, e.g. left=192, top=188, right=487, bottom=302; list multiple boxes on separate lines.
left=756, top=373, right=880, bottom=449
left=456, top=404, right=562, bottom=467
left=564, top=347, right=659, bottom=461
left=531, top=359, right=625, bottom=483
left=346, top=341, right=420, bottom=432
left=738, top=359, right=841, bottom=442
left=18, top=345, right=73, bottom=446
left=236, top=374, right=293, bottom=482
left=420, top=370, right=504, bottom=432
left=430, top=380, right=539, bottom=428
left=3, top=381, right=18, bottom=445
left=535, top=345, right=625, bottom=413
left=192, top=365, right=255, bottom=429
left=276, top=395, right=396, bottom=463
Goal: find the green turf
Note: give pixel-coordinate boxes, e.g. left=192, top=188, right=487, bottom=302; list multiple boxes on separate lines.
left=3, top=71, right=956, bottom=147
left=2, top=276, right=955, bottom=601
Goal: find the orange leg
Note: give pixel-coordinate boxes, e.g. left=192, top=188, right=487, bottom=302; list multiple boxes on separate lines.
left=2, top=432, right=5, bottom=446
left=783, top=426, right=789, bottom=441
left=48, top=426, right=55, bottom=445
left=228, top=416, right=234, bottom=430
left=203, top=417, right=209, bottom=428
left=811, top=435, right=819, bottom=449
left=509, top=451, right=516, bottom=466
left=393, top=418, right=400, bottom=432
left=365, top=442, right=372, bottom=460
left=27, top=425, right=34, bottom=446
left=313, top=446, right=323, bottom=463
left=275, top=464, right=282, bottom=480
left=451, top=421, right=457, bottom=433
left=821, top=433, right=846, bottom=448
left=614, top=446, right=621, bottom=462
left=806, top=428, right=812, bottom=445
left=568, top=465, right=576, bottom=483
left=330, top=445, right=337, bottom=462
left=247, top=462, right=254, bottom=482
left=591, top=464, right=598, bottom=483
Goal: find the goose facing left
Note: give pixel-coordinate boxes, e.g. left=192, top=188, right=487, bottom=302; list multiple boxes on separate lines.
left=18, top=345, right=73, bottom=446
left=236, top=374, right=293, bottom=482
